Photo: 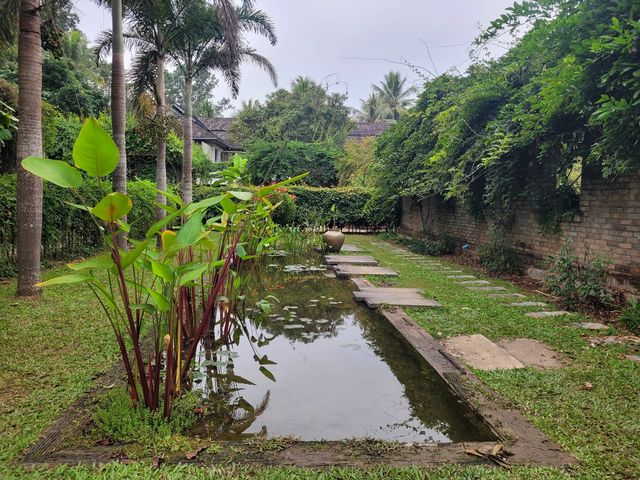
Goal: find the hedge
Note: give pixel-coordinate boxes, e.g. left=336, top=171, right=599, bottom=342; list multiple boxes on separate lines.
left=0, top=175, right=158, bottom=277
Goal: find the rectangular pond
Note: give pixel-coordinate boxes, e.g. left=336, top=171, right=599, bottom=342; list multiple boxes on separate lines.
left=189, top=257, right=496, bottom=443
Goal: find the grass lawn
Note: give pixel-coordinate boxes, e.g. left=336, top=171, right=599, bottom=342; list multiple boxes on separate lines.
left=0, top=236, right=638, bottom=479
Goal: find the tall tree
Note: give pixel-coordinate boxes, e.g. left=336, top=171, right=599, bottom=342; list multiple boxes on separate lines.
left=372, top=71, right=416, bottom=121
left=15, top=0, right=44, bottom=296
left=358, top=92, right=391, bottom=122
left=169, top=0, right=277, bottom=203
left=110, top=0, right=127, bottom=218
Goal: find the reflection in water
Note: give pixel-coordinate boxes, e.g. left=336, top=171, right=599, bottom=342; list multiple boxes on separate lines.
left=189, top=257, right=495, bottom=442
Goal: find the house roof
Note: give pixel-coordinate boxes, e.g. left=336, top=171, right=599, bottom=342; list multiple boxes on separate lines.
left=348, top=122, right=392, bottom=138
left=172, top=105, right=243, bottom=151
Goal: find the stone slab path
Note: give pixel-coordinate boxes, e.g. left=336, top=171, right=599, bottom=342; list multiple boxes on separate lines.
left=526, top=311, right=570, bottom=318
left=467, top=286, right=507, bottom=292
left=442, top=334, right=525, bottom=371
left=324, top=255, right=378, bottom=265
left=496, top=338, right=565, bottom=369
left=341, top=244, right=366, bottom=253
left=510, top=301, right=548, bottom=307
left=353, top=287, right=441, bottom=308
left=332, top=265, right=399, bottom=278
left=488, top=293, right=527, bottom=299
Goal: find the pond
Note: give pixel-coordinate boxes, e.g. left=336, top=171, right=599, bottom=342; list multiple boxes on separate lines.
left=189, top=256, right=496, bottom=443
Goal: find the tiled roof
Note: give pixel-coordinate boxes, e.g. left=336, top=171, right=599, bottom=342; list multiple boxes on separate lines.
left=348, top=122, right=392, bottom=138
left=171, top=105, right=243, bottom=151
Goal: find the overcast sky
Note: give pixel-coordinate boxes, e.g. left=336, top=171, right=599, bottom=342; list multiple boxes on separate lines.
left=75, top=0, right=516, bottom=113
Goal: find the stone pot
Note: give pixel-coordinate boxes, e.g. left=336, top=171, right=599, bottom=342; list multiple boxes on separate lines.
left=323, top=228, right=345, bottom=253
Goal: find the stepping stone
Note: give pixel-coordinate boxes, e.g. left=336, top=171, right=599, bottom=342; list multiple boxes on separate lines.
left=510, top=302, right=548, bottom=307
left=488, top=293, right=527, bottom=299
left=526, top=311, right=571, bottom=318
left=353, top=287, right=441, bottom=308
left=456, top=280, right=491, bottom=286
left=448, top=275, right=476, bottom=279
left=324, top=255, right=378, bottom=266
left=467, top=286, right=507, bottom=292
left=341, top=244, right=365, bottom=253
left=442, top=334, right=524, bottom=371
left=323, top=271, right=336, bottom=279
left=496, top=338, right=565, bottom=369
left=624, top=355, right=640, bottom=363
left=576, top=322, right=608, bottom=330
left=332, top=265, right=399, bottom=278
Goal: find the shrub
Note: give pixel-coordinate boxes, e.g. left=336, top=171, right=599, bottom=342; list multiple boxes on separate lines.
left=288, top=186, right=372, bottom=227
left=478, top=227, right=524, bottom=275
left=94, top=388, right=201, bottom=444
left=545, top=239, right=612, bottom=308
left=619, top=298, right=640, bottom=332
left=269, top=190, right=297, bottom=226
left=379, top=232, right=454, bottom=256
left=247, top=140, right=340, bottom=187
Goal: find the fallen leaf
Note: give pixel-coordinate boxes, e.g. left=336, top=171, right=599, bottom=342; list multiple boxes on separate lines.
left=185, top=445, right=207, bottom=460
left=582, top=382, right=594, bottom=391
left=151, top=456, right=162, bottom=469
left=95, top=438, right=114, bottom=446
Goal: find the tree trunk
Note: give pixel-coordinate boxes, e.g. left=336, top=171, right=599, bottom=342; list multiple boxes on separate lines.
left=111, top=0, right=127, bottom=247
left=155, top=54, right=167, bottom=221
left=15, top=0, right=43, bottom=297
left=182, top=72, right=193, bottom=204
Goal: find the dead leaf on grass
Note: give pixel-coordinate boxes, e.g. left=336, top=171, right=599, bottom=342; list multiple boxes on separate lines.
left=582, top=382, right=594, bottom=391
left=185, top=445, right=208, bottom=460
left=151, top=456, right=162, bottom=469
left=464, top=443, right=513, bottom=469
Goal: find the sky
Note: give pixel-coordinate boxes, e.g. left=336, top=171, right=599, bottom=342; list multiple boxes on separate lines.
left=75, top=0, right=516, bottom=114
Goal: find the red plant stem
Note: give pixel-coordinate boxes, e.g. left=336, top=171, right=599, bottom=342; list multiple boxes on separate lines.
left=114, top=331, right=139, bottom=406
left=180, top=227, right=244, bottom=382
left=110, top=229, right=151, bottom=408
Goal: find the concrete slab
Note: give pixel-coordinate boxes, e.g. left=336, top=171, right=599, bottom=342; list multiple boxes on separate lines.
left=332, top=265, right=399, bottom=278
left=510, top=302, right=548, bottom=307
left=576, top=322, right=608, bottom=330
left=487, top=293, right=527, bottom=299
left=447, top=275, right=476, bottom=279
left=467, top=286, right=507, bottom=292
left=497, top=338, right=565, bottom=369
left=442, top=334, right=524, bottom=371
left=340, top=244, right=366, bottom=253
left=526, top=311, right=571, bottom=318
left=354, top=288, right=442, bottom=308
left=324, top=255, right=378, bottom=266
left=457, top=280, right=491, bottom=285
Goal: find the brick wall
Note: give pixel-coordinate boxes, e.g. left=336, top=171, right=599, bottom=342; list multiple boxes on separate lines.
left=399, top=165, right=640, bottom=293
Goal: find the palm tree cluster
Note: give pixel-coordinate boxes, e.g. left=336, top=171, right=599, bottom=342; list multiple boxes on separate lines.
left=0, top=0, right=277, bottom=295
left=356, top=71, right=416, bottom=122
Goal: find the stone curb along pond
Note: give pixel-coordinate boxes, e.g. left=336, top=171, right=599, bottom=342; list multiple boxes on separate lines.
left=21, top=252, right=575, bottom=469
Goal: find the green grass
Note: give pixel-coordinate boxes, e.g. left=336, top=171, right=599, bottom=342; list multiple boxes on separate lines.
left=0, top=238, right=638, bottom=479
left=348, top=235, right=640, bottom=480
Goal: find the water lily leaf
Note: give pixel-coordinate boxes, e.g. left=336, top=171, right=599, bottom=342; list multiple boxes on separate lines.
left=92, top=192, right=132, bottom=222
left=36, top=273, right=93, bottom=287
left=73, top=118, right=119, bottom=177
left=21, top=157, right=83, bottom=188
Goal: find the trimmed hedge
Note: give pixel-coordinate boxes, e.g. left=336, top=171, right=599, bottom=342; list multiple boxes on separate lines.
left=288, top=186, right=372, bottom=227
left=0, top=174, right=158, bottom=277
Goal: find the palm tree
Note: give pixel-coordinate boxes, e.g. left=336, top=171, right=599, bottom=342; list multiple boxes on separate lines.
left=0, top=0, right=44, bottom=296
left=291, top=76, right=313, bottom=95
left=110, top=0, right=127, bottom=242
left=358, top=92, right=391, bottom=123
left=170, top=0, right=277, bottom=203
left=372, top=71, right=416, bottom=121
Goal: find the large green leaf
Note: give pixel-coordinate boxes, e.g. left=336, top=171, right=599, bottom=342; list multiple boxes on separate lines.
left=21, top=157, right=83, bottom=188
left=256, top=173, right=308, bottom=199
left=68, top=254, right=114, bottom=271
left=176, top=211, right=204, bottom=246
left=178, top=264, right=208, bottom=286
left=92, top=192, right=132, bottom=222
left=229, top=191, right=253, bottom=201
left=220, top=197, right=237, bottom=215
left=36, top=273, right=93, bottom=287
left=146, top=209, right=181, bottom=239
left=151, top=260, right=174, bottom=282
left=121, top=239, right=149, bottom=269
left=145, top=287, right=170, bottom=311
left=73, top=118, right=119, bottom=177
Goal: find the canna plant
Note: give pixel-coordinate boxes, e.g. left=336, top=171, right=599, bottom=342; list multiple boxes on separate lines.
left=21, top=117, right=303, bottom=417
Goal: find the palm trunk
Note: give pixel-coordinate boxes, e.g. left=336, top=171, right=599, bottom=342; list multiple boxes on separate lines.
left=155, top=54, right=167, bottom=221
left=181, top=72, right=193, bottom=204
left=111, top=0, right=127, bottom=247
left=16, top=0, right=43, bottom=297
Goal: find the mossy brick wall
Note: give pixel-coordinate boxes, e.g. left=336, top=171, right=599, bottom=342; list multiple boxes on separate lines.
left=399, top=165, right=640, bottom=293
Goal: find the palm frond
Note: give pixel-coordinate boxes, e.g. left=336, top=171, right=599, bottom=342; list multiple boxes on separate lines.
left=237, top=7, right=276, bottom=45
left=0, top=0, right=20, bottom=50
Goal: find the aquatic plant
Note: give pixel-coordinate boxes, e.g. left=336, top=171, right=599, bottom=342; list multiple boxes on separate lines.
left=21, top=118, right=304, bottom=417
